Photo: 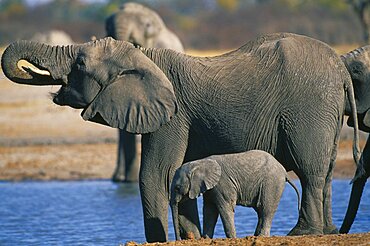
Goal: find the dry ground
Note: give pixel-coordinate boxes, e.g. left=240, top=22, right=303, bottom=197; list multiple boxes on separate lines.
left=1, top=47, right=369, bottom=245
left=125, top=233, right=370, bottom=246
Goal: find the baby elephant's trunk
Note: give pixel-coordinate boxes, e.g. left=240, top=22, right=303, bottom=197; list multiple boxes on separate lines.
left=286, top=176, right=301, bottom=212
left=170, top=201, right=181, bottom=240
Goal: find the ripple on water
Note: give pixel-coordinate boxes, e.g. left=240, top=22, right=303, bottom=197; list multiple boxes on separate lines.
left=0, top=180, right=368, bottom=245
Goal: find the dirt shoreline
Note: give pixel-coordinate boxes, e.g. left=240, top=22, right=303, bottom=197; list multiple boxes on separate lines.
left=0, top=140, right=361, bottom=181
left=124, top=233, right=370, bottom=246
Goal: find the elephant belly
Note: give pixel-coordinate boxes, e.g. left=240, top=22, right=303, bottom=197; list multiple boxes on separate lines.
left=186, top=118, right=280, bottom=164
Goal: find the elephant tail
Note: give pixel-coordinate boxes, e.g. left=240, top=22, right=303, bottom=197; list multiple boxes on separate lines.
left=286, top=176, right=301, bottom=212
left=345, top=78, right=364, bottom=183
left=339, top=175, right=367, bottom=233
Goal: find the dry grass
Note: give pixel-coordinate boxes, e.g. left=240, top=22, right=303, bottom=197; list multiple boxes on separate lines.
left=334, top=44, right=360, bottom=55
left=0, top=143, right=117, bottom=181
left=185, top=49, right=231, bottom=57
left=185, top=44, right=361, bottom=57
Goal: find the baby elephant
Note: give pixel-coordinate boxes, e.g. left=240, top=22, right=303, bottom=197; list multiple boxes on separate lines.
left=170, top=150, right=300, bottom=239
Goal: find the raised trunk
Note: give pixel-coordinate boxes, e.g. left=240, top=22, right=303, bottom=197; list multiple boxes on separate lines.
left=170, top=202, right=181, bottom=240
left=1, top=40, right=73, bottom=85
left=340, top=136, right=370, bottom=233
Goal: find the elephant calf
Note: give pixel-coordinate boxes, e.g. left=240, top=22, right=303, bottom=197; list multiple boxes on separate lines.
left=170, top=150, right=300, bottom=239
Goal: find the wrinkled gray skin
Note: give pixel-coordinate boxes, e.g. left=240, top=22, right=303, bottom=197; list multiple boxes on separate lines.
left=170, top=150, right=301, bottom=239
left=106, top=2, right=184, bottom=182
left=339, top=47, right=370, bottom=233
left=1, top=33, right=363, bottom=242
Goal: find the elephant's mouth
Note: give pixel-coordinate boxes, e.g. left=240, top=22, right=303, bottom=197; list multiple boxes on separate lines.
left=347, top=110, right=370, bottom=132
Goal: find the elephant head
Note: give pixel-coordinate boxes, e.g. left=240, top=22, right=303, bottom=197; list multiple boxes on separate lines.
left=340, top=46, right=370, bottom=233
left=106, top=3, right=165, bottom=48
left=1, top=38, right=177, bottom=134
left=170, top=159, right=221, bottom=240
left=342, top=46, right=370, bottom=132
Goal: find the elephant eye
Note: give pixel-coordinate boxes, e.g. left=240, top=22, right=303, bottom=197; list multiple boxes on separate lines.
left=119, top=69, right=144, bottom=79
left=76, top=57, right=86, bottom=70
left=351, top=62, right=363, bottom=76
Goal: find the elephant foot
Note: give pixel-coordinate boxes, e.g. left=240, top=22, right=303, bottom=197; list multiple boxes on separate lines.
left=112, top=172, right=126, bottom=183
left=179, top=223, right=201, bottom=240
left=124, top=170, right=139, bottom=182
left=287, top=219, right=322, bottom=236
left=323, top=224, right=338, bottom=234
left=124, top=176, right=139, bottom=182
left=185, top=232, right=195, bottom=240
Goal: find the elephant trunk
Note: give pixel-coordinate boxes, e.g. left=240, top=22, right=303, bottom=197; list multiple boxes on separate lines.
left=118, top=25, right=131, bottom=42
left=170, top=200, right=181, bottom=240
left=339, top=176, right=367, bottom=233
left=340, top=136, right=370, bottom=233
left=1, top=40, right=74, bottom=85
left=113, top=14, right=132, bottom=41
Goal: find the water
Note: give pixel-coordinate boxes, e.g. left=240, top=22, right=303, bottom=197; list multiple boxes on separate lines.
left=0, top=180, right=369, bottom=245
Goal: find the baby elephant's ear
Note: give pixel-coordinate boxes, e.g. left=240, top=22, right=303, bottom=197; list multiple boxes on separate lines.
left=188, top=159, right=221, bottom=199
left=82, top=48, right=177, bottom=134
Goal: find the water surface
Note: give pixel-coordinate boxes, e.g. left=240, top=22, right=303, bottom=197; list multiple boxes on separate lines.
left=0, top=180, right=369, bottom=245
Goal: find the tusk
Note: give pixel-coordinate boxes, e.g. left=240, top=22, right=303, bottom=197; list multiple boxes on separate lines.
left=22, top=65, right=51, bottom=76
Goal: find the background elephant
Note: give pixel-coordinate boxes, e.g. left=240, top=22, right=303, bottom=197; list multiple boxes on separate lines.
left=1, top=32, right=362, bottom=242
left=170, top=150, right=300, bottom=239
left=105, top=2, right=184, bottom=182
left=339, top=47, right=370, bottom=233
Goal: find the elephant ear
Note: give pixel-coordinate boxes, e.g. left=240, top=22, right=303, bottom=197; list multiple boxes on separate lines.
left=363, top=110, right=370, bottom=129
left=348, top=110, right=370, bottom=132
left=82, top=48, right=177, bottom=134
left=188, top=159, right=221, bottom=199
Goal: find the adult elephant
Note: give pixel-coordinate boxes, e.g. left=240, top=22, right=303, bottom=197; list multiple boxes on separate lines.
left=339, top=47, right=370, bottom=233
left=106, top=2, right=184, bottom=182
left=1, top=33, right=363, bottom=242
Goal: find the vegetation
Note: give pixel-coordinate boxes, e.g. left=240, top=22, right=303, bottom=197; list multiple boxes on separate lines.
left=0, top=0, right=369, bottom=49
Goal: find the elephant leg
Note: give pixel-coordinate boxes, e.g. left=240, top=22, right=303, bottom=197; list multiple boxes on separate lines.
left=254, top=209, right=273, bottom=236
left=323, top=150, right=338, bottom=234
left=202, top=198, right=219, bottom=238
left=255, top=183, right=282, bottom=236
left=285, top=124, right=334, bottom=235
left=218, top=203, right=236, bottom=238
left=112, top=130, right=138, bottom=182
left=288, top=175, right=326, bottom=235
left=112, top=130, right=126, bottom=182
left=125, top=135, right=141, bottom=182
left=139, top=125, right=201, bottom=242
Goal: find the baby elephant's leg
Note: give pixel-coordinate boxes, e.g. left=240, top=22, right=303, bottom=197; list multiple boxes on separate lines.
left=218, top=203, right=237, bottom=238
left=254, top=208, right=274, bottom=236
left=202, top=199, right=219, bottom=238
left=254, top=179, right=284, bottom=236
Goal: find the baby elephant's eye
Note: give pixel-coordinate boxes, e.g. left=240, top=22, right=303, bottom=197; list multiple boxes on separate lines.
left=175, top=185, right=181, bottom=192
